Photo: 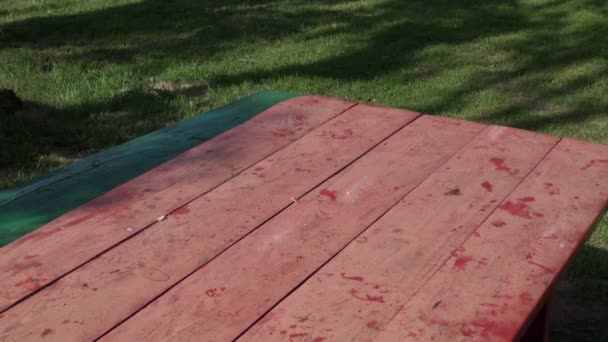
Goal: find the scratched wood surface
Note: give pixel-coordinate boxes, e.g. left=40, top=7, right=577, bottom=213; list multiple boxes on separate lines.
left=102, top=116, right=485, bottom=341
left=0, top=105, right=419, bottom=341
left=240, top=127, right=558, bottom=341
left=0, top=96, right=354, bottom=312
left=1, top=97, right=607, bottom=342
left=371, top=138, right=608, bottom=341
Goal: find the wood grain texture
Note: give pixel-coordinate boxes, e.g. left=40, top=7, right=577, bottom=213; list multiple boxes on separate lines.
left=0, top=104, right=420, bottom=341
left=0, top=96, right=354, bottom=312
left=372, top=138, right=608, bottom=341
left=101, top=116, right=486, bottom=342
left=241, top=126, right=559, bottom=342
left=0, top=91, right=296, bottom=248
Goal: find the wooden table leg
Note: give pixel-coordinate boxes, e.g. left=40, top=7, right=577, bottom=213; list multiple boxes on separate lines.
left=520, top=297, right=551, bottom=342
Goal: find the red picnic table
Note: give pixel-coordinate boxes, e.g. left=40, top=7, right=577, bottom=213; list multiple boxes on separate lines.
left=0, top=96, right=607, bottom=341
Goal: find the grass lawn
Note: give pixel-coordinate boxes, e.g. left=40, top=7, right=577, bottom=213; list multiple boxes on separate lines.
left=1, top=0, right=607, bottom=339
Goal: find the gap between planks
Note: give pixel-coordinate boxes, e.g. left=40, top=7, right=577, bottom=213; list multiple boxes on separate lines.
left=0, top=96, right=356, bottom=313
left=371, top=138, right=608, bottom=341
left=233, top=124, right=495, bottom=341
left=241, top=126, right=557, bottom=340
left=377, top=137, right=562, bottom=328
left=1, top=103, right=422, bottom=341
left=101, top=116, right=487, bottom=341
left=93, top=107, right=425, bottom=340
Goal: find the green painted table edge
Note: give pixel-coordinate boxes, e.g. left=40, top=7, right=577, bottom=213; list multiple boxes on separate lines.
left=0, top=91, right=298, bottom=247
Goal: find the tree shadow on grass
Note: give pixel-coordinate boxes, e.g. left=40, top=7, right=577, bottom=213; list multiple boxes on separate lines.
left=203, top=0, right=608, bottom=133
left=0, top=89, right=186, bottom=184
left=0, top=0, right=324, bottom=64
left=1, top=0, right=606, bottom=175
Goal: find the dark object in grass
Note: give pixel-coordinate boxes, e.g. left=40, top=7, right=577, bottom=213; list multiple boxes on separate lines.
left=0, top=89, right=23, bottom=116
left=146, top=80, right=209, bottom=98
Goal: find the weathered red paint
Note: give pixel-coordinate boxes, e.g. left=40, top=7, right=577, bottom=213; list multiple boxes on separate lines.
left=490, top=157, right=517, bottom=175
left=5, top=99, right=608, bottom=342
left=288, top=332, right=307, bottom=338
left=10, top=261, right=43, bottom=275
left=453, top=255, right=474, bottom=271
left=340, top=273, right=364, bottom=281
left=172, top=205, right=190, bottom=215
left=580, top=159, right=608, bottom=171
left=0, top=96, right=356, bottom=313
left=319, top=189, right=337, bottom=201
left=329, top=128, right=354, bottom=140
left=499, top=200, right=533, bottom=219
left=527, top=260, right=553, bottom=274
left=517, top=196, right=535, bottom=202
left=481, top=181, right=493, bottom=192
left=349, top=289, right=385, bottom=303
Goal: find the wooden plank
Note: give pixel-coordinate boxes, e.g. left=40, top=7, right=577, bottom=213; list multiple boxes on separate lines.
left=102, top=116, right=487, bottom=342
left=372, top=138, right=608, bottom=341
left=0, top=96, right=354, bottom=312
left=241, top=127, right=559, bottom=342
left=0, top=91, right=296, bottom=247
left=0, top=104, right=421, bottom=341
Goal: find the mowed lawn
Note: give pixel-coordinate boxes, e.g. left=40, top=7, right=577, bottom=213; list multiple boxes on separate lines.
left=1, top=0, right=607, bottom=339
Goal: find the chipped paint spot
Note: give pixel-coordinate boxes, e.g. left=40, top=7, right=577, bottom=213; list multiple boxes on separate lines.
left=330, top=128, right=354, bottom=139
left=444, top=187, right=462, bottom=196
left=273, top=128, right=295, bottom=137
left=453, top=255, right=473, bottom=271
left=519, top=292, right=533, bottom=305
left=10, top=261, right=42, bottom=275
left=528, top=260, right=553, bottom=274
left=499, top=199, right=537, bottom=219
left=581, top=159, right=608, bottom=171
left=489, top=158, right=517, bottom=175
left=289, top=333, right=308, bottom=338
left=349, top=289, right=385, bottom=303
left=517, top=196, right=535, bottom=202
left=319, top=189, right=337, bottom=201
left=341, top=273, right=364, bottom=281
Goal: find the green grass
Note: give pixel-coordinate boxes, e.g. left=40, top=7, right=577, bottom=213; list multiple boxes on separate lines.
left=0, top=0, right=607, bottom=339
